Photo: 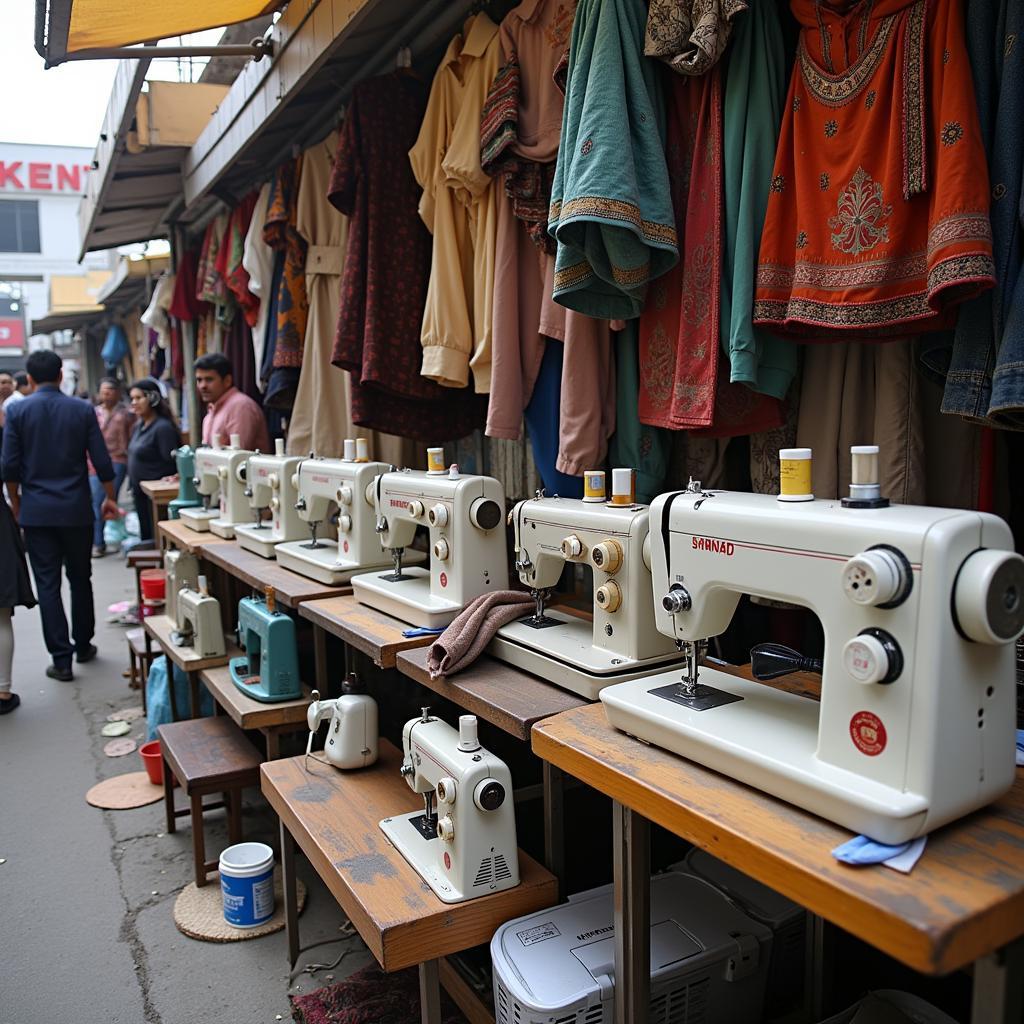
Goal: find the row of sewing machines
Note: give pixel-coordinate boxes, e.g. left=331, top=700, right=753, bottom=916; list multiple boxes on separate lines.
left=167, top=436, right=1024, bottom=853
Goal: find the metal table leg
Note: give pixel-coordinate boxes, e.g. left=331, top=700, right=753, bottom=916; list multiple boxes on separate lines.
left=313, top=625, right=328, bottom=693
left=280, top=819, right=300, bottom=968
left=613, top=801, right=649, bottom=1024
left=543, top=762, right=566, bottom=901
left=187, top=670, right=199, bottom=718
left=971, top=937, right=1024, bottom=1024
left=419, top=959, right=442, bottom=1024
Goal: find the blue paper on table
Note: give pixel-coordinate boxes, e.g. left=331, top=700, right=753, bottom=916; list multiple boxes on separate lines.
left=145, top=655, right=214, bottom=740
left=402, top=626, right=446, bottom=638
left=1016, top=729, right=1024, bottom=767
left=832, top=833, right=927, bottom=873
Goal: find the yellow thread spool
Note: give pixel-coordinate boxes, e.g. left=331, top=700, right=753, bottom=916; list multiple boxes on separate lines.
left=583, top=470, right=606, bottom=503
left=778, top=448, right=813, bottom=502
left=355, top=437, right=369, bottom=463
left=426, top=447, right=446, bottom=474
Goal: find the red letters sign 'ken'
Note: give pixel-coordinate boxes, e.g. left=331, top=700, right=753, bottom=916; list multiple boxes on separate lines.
left=0, top=162, right=90, bottom=194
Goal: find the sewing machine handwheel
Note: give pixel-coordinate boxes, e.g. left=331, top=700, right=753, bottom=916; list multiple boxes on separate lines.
left=953, top=549, right=1024, bottom=644
left=474, top=780, right=505, bottom=811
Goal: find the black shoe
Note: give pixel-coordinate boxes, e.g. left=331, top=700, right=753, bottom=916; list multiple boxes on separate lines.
left=46, top=665, right=73, bottom=682
left=0, top=693, right=20, bottom=715
left=76, top=643, right=98, bottom=664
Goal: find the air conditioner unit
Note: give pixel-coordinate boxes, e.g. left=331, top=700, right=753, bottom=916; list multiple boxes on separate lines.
left=491, top=871, right=772, bottom=1024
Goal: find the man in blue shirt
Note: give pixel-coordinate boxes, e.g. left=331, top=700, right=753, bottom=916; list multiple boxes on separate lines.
left=1, top=350, right=119, bottom=681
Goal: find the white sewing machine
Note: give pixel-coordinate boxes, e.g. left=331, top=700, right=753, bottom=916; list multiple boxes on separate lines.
left=305, top=675, right=379, bottom=770
left=171, top=580, right=225, bottom=658
left=489, top=493, right=682, bottom=699
left=179, top=433, right=253, bottom=538
left=165, top=548, right=199, bottom=624
left=234, top=439, right=305, bottom=558
left=275, top=450, right=423, bottom=585
left=351, top=467, right=508, bottom=628
left=601, top=462, right=1024, bottom=844
left=380, top=711, right=519, bottom=903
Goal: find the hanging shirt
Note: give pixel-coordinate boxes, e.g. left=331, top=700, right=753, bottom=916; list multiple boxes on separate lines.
left=754, top=0, right=995, bottom=339
left=330, top=73, right=485, bottom=443
left=410, top=14, right=501, bottom=393
left=223, top=192, right=260, bottom=328
left=645, top=0, right=747, bottom=76
left=549, top=0, right=678, bottom=319
left=243, top=182, right=275, bottom=381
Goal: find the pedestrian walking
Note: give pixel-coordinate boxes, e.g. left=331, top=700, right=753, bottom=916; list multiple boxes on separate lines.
left=127, top=378, right=180, bottom=543
left=0, top=475, right=36, bottom=715
left=195, top=353, right=269, bottom=452
left=89, top=377, right=133, bottom=557
left=0, top=350, right=118, bottom=682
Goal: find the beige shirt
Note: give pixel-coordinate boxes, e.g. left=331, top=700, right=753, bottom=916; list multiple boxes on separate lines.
left=409, top=13, right=502, bottom=393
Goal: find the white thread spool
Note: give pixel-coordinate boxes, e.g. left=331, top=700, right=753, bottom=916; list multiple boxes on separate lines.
left=849, top=445, right=881, bottom=502
left=610, top=467, right=634, bottom=506
left=342, top=438, right=356, bottom=462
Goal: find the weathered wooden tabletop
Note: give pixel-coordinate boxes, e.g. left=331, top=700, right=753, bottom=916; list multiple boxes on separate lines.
left=397, top=648, right=588, bottom=743
left=157, top=518, right=233, bottom=556
left=203, top=541, right=351, bottom=608
left=299, top=595, right=433, bottom=668
left=200, top=664, right=311, bottom=732
left=140, top=479, right=179, bottom=503
left=144, top=612, right=238, bottom=673
left=532, top=697, right=1024, bottom=975
left=261, top=746, right=558, bottom=972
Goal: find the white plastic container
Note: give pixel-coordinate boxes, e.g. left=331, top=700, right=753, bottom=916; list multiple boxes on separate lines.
left=219, top=842, right=275, bottom=928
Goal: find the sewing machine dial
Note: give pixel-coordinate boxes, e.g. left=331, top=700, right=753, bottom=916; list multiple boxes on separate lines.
left=338, top=485, right=353, bottom=505
left=595, top=581, right=622, bottom=613
left=434, top=538, right=450, bottom=561
left=560, top=535, right=585, bottom=559
left=591, top=540, right=623, bottom=574
left=841, top=546, right=912, bottom=608
left=429, top=503, right=449, bottom=527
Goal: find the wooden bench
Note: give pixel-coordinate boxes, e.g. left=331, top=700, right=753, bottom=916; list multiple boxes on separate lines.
left=157, top=716, right=262, bottom=887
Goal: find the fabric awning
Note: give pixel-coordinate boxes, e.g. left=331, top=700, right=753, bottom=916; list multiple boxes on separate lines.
left=35, top=0, right=280, bottom=65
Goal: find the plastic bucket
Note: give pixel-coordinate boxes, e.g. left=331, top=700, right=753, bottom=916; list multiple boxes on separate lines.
left=219, top=843, right=275, bottom=928
left=139, top=740, right=163, bottom=785
left=139, top=569, right=166, bottom=602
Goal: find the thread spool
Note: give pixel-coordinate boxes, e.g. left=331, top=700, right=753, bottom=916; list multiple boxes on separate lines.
left=274, top=438, right=285, bottom=457
left=198, top=574, right=209, bottom=596
left=229, top=433, right=241, bottom=449
left=342, top=438, right=355, bottom=462
left=212, top=434, right=222, bottom=449
left=850, top=445, right=880, bottom=502
left=609, top=468, right=635, bottom=507
left=355, top=437, right=369, bottom=463
left=265, top=585, right=276, bottom=614
left=778, top=448, right=813, bottom=502
left=426, top=447, right=446, bottom=475
left=583, top=470, right=606, bottom=503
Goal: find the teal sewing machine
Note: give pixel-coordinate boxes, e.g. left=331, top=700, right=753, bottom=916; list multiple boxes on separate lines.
left=229, top=588, right=301, bottom=703
left=168, top=445, right=202, bottom=520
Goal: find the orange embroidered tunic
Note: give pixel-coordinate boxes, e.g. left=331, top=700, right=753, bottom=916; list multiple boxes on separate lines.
left=754, top=0, right=994, bottom=337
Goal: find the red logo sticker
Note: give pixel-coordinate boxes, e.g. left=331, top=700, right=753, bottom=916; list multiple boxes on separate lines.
left=440, top=572, right=448, bottom=588
left=443, top=852, right=451, bottom=870
left=849, top=711, right=887, bottom=756
left=342, top=540, right=349, bottom=553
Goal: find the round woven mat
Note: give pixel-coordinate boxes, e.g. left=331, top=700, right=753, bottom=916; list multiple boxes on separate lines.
left=86, top=771, right=164, bottom=809
left=173, top=869, right=306, bottom=943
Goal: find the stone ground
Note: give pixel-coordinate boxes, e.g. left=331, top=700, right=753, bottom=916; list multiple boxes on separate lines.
left=1, top=552, right=374, bottom=1024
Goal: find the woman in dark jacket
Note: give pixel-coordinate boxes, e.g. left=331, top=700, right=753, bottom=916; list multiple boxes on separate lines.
left=0, top=482, right=36, bottom=714
left=126, top=379, right=180, bottom=543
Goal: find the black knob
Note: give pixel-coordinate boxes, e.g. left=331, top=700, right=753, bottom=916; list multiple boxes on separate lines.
left=471, top=498, right=503, bottom=531
left=750, top=643, right=823, bottom=680
left=476, top=781, right=505, bottom=811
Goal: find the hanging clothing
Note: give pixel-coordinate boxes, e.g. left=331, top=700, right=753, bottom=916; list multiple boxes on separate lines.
left=242, top=182, right=275, bottom=384
left=645, top=0, right=747, bottom=76
left=720, top=0, right=796, bottom=400
left=410, top=13, right=502, bottom=393
left=196, top=214, right=229, bottom=308
left=329, top=74, right=484, bottom=443
left=754, top=0, right=995, bottom=339
left=223, top=192, right=260, bottom=329
left=523, top=342, right=585, bottom=497
left=141, top=274, right=174, bottom=351
left=549, top=0, right=678, bottom=319
left=168, top=249, right=205, bottom=324
left=941, top=0, right=1024, bottom=426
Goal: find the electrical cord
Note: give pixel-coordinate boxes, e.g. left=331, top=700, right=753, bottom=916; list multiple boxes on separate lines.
left=288, top=921, right=361, bottom=980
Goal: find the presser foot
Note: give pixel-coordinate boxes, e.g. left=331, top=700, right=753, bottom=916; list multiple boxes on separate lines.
left=519, top=613, right=560, bottom=629
left=408, top=813, right=440, bottom=841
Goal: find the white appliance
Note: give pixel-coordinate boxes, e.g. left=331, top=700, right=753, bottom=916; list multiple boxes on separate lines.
left=164, top=548, right=199, bottom=625
left=305, top=676, right=378, bottom=770
left=179, top=432, right=253, bottom=539
left=234, top=439, right=305, bottom=558
left=491, top=870, right=772, bottom=1024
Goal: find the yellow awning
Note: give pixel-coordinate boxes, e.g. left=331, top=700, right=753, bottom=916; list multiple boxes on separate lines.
left=36, top=0, right=279, bottom=65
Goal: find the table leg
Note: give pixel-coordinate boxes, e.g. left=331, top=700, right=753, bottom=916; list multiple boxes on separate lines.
left=191, top=792, right=207, bottom=887
left=806, top=913, right=831, bottom=1022
left=188, top=671, right=199, bottom=718
left=313, top=625, right=328, bottom=693
left=265, top=729, right=280, bottom=761
left=542, top=762, right=566, bottom=901
left=280, top=818, right=300, bottom=969
left=971, top=937, right=1024, bottom=1024
left=162, top=758, right=175, bottom=833
left=613, top=801, right=649, bottom=1024
left=419, top=959, right=442, bottom=1024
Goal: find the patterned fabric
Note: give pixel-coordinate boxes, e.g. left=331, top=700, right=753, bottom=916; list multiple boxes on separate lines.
left=329, top=74, right=484, bottom=442
left=549, top=0, right=678, bottom=319
left=263, top=157, right=309, bottom=372
left=167, top=248, right=205, bottom=323
left=755, top=0, right=995, bottom=339
left=223, top=191, right=260, bottom=328
left=645, top=0, right=748, bottom=76
left=196, top=214, right=228, bottom=307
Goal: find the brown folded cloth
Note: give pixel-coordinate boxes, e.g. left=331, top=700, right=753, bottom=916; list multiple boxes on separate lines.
left=427, top=591, right=534, bottom=679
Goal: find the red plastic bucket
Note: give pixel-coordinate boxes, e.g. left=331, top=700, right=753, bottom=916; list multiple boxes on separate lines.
left=139, top=569, right=166, bottom=603
left=139, top=740, right=163, bottom=786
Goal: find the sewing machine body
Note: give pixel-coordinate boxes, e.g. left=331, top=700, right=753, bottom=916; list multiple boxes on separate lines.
left=165, top=549, right=199, bottom=624
left=275, top=457, right=423, bottom=585
left=601, top=490, right=1023, bottom=844
left=489, top=496, right=681, bottom=699
left=352, top=469, right=507, bottom=628
left=180, top=442, right=253, bottom=538
left=380, top=713, right=519, bottom=903
left=168, top=445, right=202, bottom=520
left=234, top=449, right=305, bottom=558
left=306, top=686, right=379, bottom=769
left=228, top=596, right=301, bottom=703
left=171, top=587, right=225, bottom=658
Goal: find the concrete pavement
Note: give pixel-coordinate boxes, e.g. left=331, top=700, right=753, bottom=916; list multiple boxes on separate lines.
left=1, top=552, right=372, bottom=1024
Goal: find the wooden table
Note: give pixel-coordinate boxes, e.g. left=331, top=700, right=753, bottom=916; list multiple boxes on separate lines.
left=262, top=745, right=558, bottom=1023
left=533, top=697, right=1024, bottom=1024
left=157, top=518, right=233, bottom=556
left=203, top=542, right=350, bottom=609
left=143, top=613, right=239, bottom=719
left=200, top=665, right=311, bottom=760
left=140, top=479, right=178, bottom=530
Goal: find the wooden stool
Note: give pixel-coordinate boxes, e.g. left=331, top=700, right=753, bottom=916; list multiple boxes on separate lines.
left=126, top=627, right=157, bottom=713
left=157, top=717, right=262, bottom=887
left=127, top=548, right=162, bottom=618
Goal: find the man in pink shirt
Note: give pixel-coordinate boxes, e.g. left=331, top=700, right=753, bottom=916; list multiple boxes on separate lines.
left=194, top=353, right=270, bottom=453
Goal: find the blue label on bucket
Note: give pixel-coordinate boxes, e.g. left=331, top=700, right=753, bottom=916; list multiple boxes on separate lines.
left=221, top=866, right=274, bottom=927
